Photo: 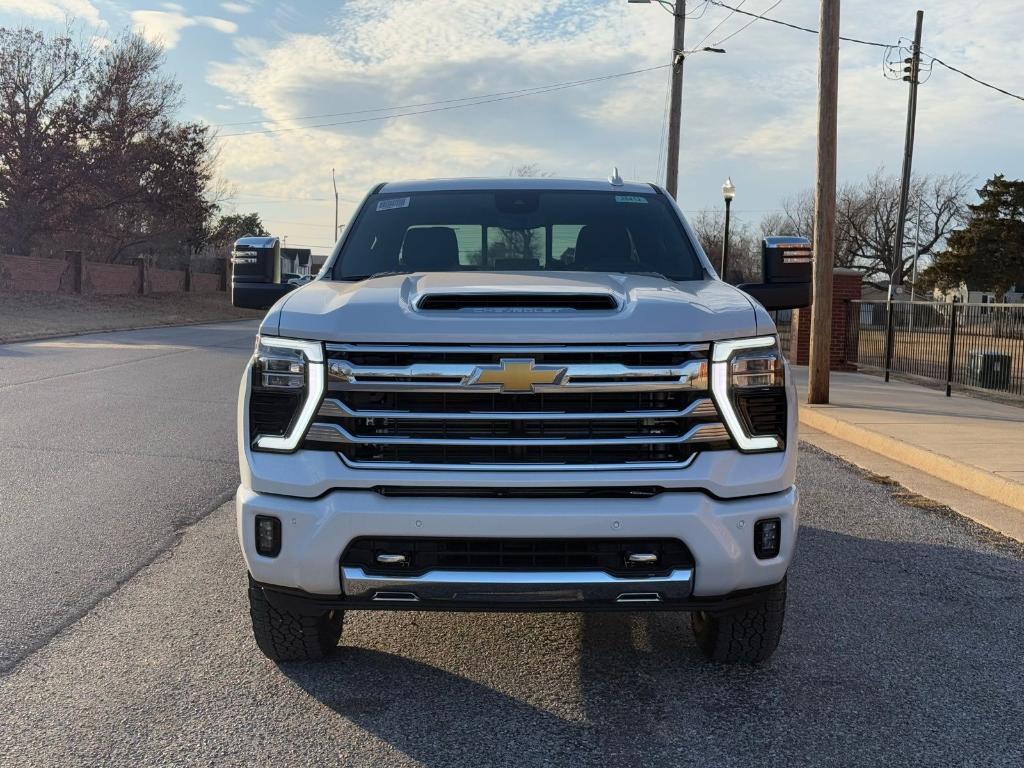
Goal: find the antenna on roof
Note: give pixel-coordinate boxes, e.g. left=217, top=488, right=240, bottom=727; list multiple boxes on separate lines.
left=608, top=166, right=624, bottom=186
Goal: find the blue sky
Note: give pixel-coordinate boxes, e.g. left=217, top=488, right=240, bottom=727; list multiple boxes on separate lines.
left=2, top=0, right=1022, bottom=255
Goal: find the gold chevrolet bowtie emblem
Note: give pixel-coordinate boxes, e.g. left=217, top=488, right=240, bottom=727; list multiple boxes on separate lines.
left=469, top=358, right=566, bottom=393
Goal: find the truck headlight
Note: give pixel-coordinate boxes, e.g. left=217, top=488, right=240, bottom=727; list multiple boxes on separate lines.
left=710, top=336, right=787, bottom=452
left=249, top=336, right=324, bottom=452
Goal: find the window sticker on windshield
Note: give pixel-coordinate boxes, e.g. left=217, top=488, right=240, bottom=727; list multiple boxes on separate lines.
left=377, top=196, right=411, bottom=212
left=614, top=195, right=648, bottom=204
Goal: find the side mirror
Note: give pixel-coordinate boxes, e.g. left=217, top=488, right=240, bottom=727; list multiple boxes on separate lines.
left=737, top=236, right=813, bottom=311
left=230, top=234, right=295, bottom=309
left=232, top=281, right=295, bottom=310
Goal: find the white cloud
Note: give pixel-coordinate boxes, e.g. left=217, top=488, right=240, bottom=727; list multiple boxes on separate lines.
left=162, top=2, right=184, bottom=11
left=0, top=0, right=102, bottom=26
left=196, top=16, right=238, bottom=35
left=130, top=9, right=238, bottom=50
left=204, top=0, right=1024, bottom=249
left=130, top=10, right=196, bottom=49
left=220, top=1, right=252, bottom=14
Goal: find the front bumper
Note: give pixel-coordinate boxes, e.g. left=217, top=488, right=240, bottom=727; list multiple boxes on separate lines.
left=340, top=565, right=696, bottom=606
left=237, top=484, right=799, bottom=603
left=252, top=574, right=782, bottom=614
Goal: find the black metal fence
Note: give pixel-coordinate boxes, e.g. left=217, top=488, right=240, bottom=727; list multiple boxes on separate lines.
left=846, top=300, right=1024, bottom=399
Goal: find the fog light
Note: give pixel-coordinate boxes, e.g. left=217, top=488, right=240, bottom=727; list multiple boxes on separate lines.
left=255, top=515, right=281, bottom=557
left=754, top=518, right=781, bottom=559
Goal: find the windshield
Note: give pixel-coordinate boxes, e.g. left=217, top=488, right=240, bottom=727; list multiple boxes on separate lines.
left=330, top=189, right=704, bottom=281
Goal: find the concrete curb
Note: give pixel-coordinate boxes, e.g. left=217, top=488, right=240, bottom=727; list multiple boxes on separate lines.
left=0, top=316, right=257, bottom=346
left=799, top=406, right=1024, bottom=514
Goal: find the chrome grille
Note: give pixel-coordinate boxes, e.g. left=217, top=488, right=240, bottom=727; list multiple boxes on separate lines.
left=306, top=343, right=729, bottom=469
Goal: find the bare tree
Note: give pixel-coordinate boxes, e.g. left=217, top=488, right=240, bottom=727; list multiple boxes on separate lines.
left=842, top=169, right=971, bottom=289
left=508, top=163, right=554, bottom=178
left=0, top=28, right=89, bottom=255
left=691, top=207, right=761, bottom=283
left=496, top=164, right=555, bottom=262
left=76, top=32, right=186, bottom=261
left=769, top=169, right=971, bottom=289
left=0, top=26, right=220, bottom=265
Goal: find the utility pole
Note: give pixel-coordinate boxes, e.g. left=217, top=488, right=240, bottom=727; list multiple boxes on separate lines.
left=665, top=0, right=687, bottom=199
left=883, top=9, right=923, bottom=382
left=807, top=0, right=840, bottom=405
left=331, top=167, right=340, bottom=241
left=908, top=200, right=923, bottom=330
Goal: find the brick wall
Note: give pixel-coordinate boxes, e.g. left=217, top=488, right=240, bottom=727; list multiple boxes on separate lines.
left=789, top=268, right=862, bottom=371
left=0, top=255, right=224, bottom=295
left=831, top=269, right=862, bottom=371
left=0, top=255, right=70, bottom=292
left=191, top=272, right=221, bottom=293
left=83, top=261, right=142, bottom=295
left=150, top=267, right=186, bottom=293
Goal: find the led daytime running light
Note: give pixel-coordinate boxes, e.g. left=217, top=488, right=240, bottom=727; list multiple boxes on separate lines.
left=710, top=336, right=783, bottom=452
left=253, top=336, right=325, bottom=451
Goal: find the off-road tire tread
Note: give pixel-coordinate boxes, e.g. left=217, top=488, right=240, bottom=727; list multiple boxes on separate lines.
left=248, top=582, right=343, bottom=662
left=691, top=577, right=787, bottom=664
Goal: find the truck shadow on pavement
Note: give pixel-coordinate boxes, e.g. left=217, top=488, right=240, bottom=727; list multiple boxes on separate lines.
left=279, top=525, right=1024, bottom=767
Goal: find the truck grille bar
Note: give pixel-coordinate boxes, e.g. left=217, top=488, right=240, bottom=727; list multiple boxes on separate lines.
left=306, top=343, right=729, bottom=469
left=326, top=359, right=708, bottom=393
left=317, top=396, right=720, bottom=421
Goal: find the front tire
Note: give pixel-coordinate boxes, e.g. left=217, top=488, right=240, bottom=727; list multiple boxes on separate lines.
left=248, top=580, right=344, bottom=662
left=691, top=577, right=787, bottom=664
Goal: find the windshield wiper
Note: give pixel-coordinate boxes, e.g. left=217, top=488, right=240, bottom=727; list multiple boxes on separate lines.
left=341, top=270, right=414, bottom=282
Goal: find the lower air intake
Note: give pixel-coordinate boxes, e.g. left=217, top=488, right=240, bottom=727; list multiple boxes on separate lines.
left=342, top=537, right=695, bottom=578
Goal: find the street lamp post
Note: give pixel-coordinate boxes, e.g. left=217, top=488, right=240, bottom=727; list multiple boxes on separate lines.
left=721, top=177, right=735, bottom=282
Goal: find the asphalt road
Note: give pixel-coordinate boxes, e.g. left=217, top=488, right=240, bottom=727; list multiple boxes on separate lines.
left=0, top=321, right=259, bottom=672
left=2, top=441, right=1022, bottom=766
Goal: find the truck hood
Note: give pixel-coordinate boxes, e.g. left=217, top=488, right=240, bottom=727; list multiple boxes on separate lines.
left=266, top=271, right=762, bottom=343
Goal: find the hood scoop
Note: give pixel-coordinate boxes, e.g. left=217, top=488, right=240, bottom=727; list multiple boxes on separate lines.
left=417, top=292, right=619, bottom=311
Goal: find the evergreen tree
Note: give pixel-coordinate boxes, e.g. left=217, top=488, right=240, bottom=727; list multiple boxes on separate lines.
left=925, top=175, right=1024, bottom=301
left=209, top=212, right=269, bottom=249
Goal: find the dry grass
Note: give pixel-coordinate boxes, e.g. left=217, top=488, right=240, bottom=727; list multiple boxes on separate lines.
left=0, top=290, right=262, bottom=343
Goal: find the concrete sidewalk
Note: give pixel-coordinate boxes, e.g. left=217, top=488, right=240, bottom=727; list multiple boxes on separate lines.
left=793, top=367, right=1024, bottom=538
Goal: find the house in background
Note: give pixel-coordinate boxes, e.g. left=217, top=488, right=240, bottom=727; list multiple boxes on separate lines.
left=310, top=253, right=328, bottom=275
left=933, top=282, right=1024, bottom=304
left=280, top=247, right=313, bottom=278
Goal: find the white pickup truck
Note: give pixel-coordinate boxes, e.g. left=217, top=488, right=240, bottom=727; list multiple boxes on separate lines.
left=234, top=177, right=810, bottom=665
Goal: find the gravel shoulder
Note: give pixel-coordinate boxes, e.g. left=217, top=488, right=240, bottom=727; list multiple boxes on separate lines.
left=0, top=290, right=261, bottom=343
left=2, top=446, right=1022, bottom=767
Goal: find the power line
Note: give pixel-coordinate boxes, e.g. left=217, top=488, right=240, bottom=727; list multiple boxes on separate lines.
left=654, top=64, right=672, bottom=184
left=926, top=55, right=1024, bottom=104
left=261, top=218, right=335, bottom=228
left=707, top=0, right=1024, bottom=104
left=230, top=193, right=330, bottom=201
left=705, top=0, right=890, bottom=47
left=214, top=76, right=631, bottom=128
left=216, top=64, right=670, bottom=138
left=692, top=0, right=748, bottom=50
left=710, top=0, right=783, bottom=48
